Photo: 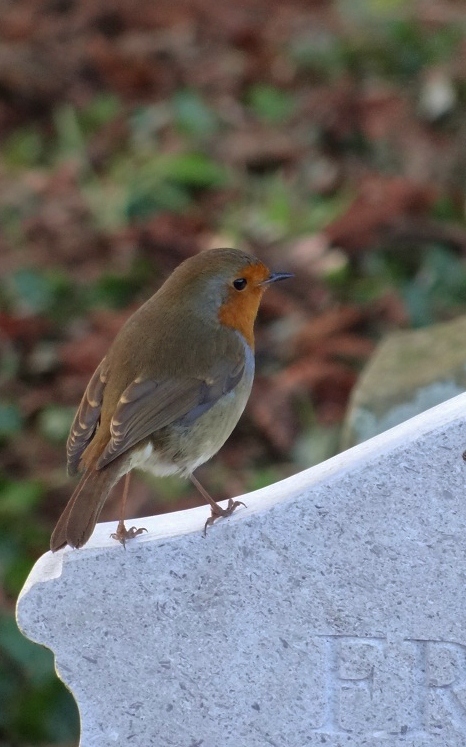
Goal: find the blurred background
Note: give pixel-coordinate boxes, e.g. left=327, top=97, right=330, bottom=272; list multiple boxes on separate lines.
left=2, top=0, right=466, bottom=743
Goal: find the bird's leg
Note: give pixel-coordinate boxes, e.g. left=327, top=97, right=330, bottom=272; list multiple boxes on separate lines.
left=110, top=472, right=147, bottom=547
left=190, top=473, right=246, bottom=536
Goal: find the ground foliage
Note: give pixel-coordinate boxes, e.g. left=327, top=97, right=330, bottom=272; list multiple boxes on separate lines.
left=1, top=0, right=466, bottom=743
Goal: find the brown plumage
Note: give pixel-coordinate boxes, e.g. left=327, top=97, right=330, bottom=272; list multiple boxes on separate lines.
left=51, top=248, right=292, bottom=551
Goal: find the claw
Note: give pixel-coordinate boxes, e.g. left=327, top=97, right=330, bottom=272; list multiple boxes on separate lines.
left=111, top=521, right=147, bottom=548
left=203, top=498, right=246, bottom=536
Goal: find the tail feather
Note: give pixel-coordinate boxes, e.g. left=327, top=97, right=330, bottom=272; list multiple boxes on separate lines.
left=50, top=462, right=121, bottom=551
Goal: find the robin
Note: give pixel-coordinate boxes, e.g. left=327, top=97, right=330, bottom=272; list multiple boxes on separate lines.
left=50, top=247, right=292, bottom=551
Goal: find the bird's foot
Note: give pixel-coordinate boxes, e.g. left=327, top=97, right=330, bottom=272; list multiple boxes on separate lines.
left=203, top=498, right=246, bottom=536
left=111, top=520, right=147, bottom=548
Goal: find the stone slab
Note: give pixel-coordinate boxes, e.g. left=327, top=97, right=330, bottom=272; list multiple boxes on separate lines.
left=16, top=393, right=466, bottom=747
left=342, top=315, right=466, bottom=448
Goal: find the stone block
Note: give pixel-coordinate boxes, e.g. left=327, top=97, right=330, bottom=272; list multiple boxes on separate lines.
left=342, top=315, right=466, bottom=449
left=16, top=393, right=466, bottom=746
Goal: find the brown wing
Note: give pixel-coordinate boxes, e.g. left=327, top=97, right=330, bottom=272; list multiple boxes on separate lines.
left=66, top=359, right=108, bottom=476
left=95, top=356, right=245, bottom=470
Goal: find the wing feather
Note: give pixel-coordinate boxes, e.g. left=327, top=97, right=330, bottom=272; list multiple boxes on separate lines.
left=96, top=355, right=245, bottom=470
left=66, top=359, right=108, bottom=475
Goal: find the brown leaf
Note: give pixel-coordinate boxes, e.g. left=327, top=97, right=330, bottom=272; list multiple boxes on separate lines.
left=290, top=305, right=366, bottom=354
left=370, top=291, right=409, bottom=328
left=138, top=214, right=203, bottom=270
left=325, top=175, right=437, bottom=253
left=247, top=375, right=297, bottom=455
left=218, top=128, right=301, bottom=169
left=275, top=357, right=355, bottom=393
left=59, top=333, right=109, bottom=374
left=0, top=313, right=49, bottom=343
left=307, top=333, right=375, bottom=361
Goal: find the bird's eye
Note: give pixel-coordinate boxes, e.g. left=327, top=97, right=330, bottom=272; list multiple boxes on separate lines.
left=233, top=278, right=247, bottom=291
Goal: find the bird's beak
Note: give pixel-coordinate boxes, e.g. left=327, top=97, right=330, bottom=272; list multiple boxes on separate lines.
left=260, top=272, right=294, bottom=286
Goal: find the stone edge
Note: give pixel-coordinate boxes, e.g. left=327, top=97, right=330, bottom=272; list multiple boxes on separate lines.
left=16, top=391, right=466, bottom=608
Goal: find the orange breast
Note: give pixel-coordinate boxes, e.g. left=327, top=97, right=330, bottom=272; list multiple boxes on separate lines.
left=218, top=262, right=270, bottom=348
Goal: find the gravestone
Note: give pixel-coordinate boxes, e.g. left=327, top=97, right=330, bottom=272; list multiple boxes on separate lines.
left=342, top=315, right=466, bottom=448
left=16, top=393, right=466, bottom=746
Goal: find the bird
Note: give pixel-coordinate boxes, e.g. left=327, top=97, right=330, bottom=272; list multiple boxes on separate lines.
left=50, top=247, right=292, bottom=551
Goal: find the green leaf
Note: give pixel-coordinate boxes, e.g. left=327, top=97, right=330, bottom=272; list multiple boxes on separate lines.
left=163, top=152, right=229, bottom=188
left=0, top=613, right=54, bottom=687
left=2, top=128, right=44, bottom=168
left=4, top=553, right=38, bottom=597
left=247, top=84, right=295, bottom=124
left=290, top=32, right=345, bottom=79
left=38, top=406, right=75, bottom=444
left=10, top=268, right=55, bottom=314
left=7, top=267, right=82, bottom=320
left=0, top=403, right=23, bottom=439
left=173, top=90, right=218, bottom=137
left=0, top=663, right=18, bottom=723
left=130, top=103, right=171, bottom=149
left=54, top=103, right=85, bottom=157
left=0, top=479, right=44, bottom=517
left=0, top=629, right=79, bottom=742
left=79, top=93, right=122, bottom=135
left=125, top=181, right=191, bottom=221
left=124, top=151, right=228, bottom=220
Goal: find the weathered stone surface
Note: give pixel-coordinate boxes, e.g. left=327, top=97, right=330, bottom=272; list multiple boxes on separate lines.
left=342, top=315, right=466, bottom=448
left=16, top=393, right=466, bottom=747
